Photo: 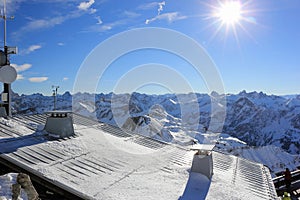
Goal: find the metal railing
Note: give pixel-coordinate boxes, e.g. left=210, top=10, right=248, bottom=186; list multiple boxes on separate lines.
left=272, top=169, right=300, bottom=189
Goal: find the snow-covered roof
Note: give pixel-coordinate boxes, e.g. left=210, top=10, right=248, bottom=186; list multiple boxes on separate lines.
left=0, top=114, right=277, bottom=200
left=206, top=151, right=277, bottom=200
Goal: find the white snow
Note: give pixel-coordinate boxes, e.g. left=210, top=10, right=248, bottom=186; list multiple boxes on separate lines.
left=0, top=117, right=194, bottom=199
left=0, top=116, right=278, bottom=199
left=79, top=102, right=95, bottom=113
left=225, top=145, right=300, bottom=176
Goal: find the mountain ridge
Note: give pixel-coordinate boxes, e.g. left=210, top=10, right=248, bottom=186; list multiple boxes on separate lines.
left=10, top=90, right=300, bottom=152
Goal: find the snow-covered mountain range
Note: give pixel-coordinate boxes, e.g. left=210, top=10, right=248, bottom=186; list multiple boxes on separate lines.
left=10, top=90, right=300, bottom=174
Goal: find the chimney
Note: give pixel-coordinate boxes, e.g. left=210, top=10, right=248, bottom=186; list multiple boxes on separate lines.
left=44, top=111, right=74, bottom=138
left=190, top=144, right=214, bottom=179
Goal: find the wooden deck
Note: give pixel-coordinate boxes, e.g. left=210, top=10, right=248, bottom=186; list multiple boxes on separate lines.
left=0, top=114, right=279, bottom=200
left=0, top=114, right=193, bottom=200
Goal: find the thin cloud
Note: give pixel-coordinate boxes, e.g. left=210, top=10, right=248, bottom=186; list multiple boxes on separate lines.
left=91, top=24, right=112, bottom=32
left=4, top=0, right=95, bottom=13
left=144, top=1, right=186, bottom=25
left=28, top=45, right=42, bottom=52
left=10, top=1, right=102, bottom=41
left=90, top=8, right=97, bottom=14
left=17, top=74, right=25, bottom=80
left=1, top=0, right=78, bottom=14
left=26, top=17, right=64, bottom=30
left=14, top=16, right=66, bottom=37
left=0, top=0, right=23, bottom=14
left=124, top=11, right=140, bottom=18
left=11, top=63, right=32, bottom=72
left=90, top=11, right=139, bottom=33
left=138, top=2, right=160, bottom=10
left=57, top=42, right=65, bottom=46
left=89, top=19, right=127, bottom=32
left=158, top=1, right=165, bottom=15
left=20, top=45, right=42, bottom=55
left=29, top=77, right=48, bottom=83
left=95, top=16, right=103, bottom=24
left=78, top=0, right=95, bottom=11
left=62, top=77, right=69, bottom=81
left=138, top=1, right=165, bottom=15
left=145, top=12, right=187, bottom=24
left=13, top=10, right=82, bottom=39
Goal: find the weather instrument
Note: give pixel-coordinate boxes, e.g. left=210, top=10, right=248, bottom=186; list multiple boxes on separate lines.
left=0, top=0, right=18, bottom=116
left=52, top=85, right=59, bottom=110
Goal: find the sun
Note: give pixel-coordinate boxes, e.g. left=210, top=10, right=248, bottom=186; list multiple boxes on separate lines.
left=217, top=1, right=242, bottom=25
left=203, top=0, right=257, bottom=45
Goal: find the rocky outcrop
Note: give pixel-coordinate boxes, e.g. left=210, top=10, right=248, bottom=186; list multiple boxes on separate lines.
left=12, top=173, right=39, bottom=200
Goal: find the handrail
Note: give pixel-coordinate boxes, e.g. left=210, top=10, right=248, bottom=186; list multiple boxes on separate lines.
left=272, top=169, right=300, bottom=188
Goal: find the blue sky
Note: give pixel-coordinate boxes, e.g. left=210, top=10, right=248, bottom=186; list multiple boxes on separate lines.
left=1, top=0, right=300, bottom=95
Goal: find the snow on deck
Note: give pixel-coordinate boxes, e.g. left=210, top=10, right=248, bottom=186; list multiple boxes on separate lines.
left=0, top=114, right=278, bottom=200
left=207, top=152, right=277, bottom=200
left=0, top=114, right=194, bottom=200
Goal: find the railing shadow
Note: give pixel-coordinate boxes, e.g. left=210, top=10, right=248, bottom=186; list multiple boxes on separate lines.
left=0, top=132, right=48, bottom=154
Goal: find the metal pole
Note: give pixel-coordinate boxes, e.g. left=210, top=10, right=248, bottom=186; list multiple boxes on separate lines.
left=55, top=87, right=58, bottom=110
left=2, top=0, right=11, bottom=116
left=54, top=92, right=56, bottom=110
left=54, top=89, right=57, bottom=110
left=52, top=86, right=59, bottom=110
left=3, top=0, right=6, bottom=47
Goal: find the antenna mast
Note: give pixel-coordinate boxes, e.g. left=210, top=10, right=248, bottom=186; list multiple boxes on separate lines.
left=52, top=85, right=59, bottom=110
left=3, top=0, right=6, bottom=48
left=0, top=0, right=17, bottom=117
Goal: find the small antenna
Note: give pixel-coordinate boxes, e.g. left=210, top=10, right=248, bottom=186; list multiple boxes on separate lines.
left=0, top=0, right=14, bottom=48
left=3, top=0, right=7, bottom=48
left=3, top=0, right=6, bottom=47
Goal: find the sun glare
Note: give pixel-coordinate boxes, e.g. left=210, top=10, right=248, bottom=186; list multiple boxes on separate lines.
left=217, top=1, right=241, bottom=25
left=204, top=0, right=257, bottom=45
